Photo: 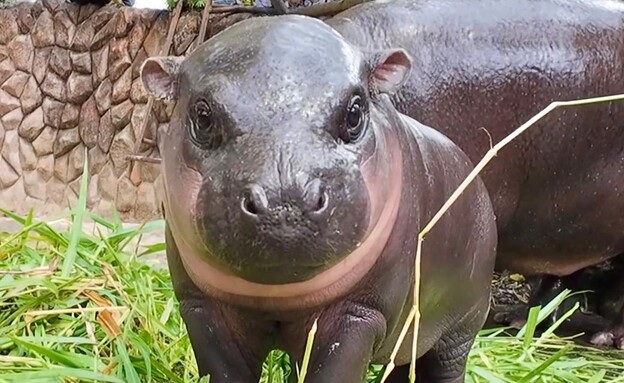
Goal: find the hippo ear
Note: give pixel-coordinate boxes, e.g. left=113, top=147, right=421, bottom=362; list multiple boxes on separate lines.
left=367, top=49, right=413, bottom=95
left=140, top=56, right=185, bottom=101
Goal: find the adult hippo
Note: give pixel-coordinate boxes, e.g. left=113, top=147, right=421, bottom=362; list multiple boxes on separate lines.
left=324, top=0, right=624, bottom=347
left=141, top=15, right=497, bottom=383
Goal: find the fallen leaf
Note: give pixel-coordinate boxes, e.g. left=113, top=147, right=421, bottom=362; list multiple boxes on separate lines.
left=83, top=290, right=124, bottom=339
left=98, top=308, right=122, bottom=338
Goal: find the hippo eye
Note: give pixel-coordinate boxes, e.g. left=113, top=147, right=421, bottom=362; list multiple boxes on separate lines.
left=340, top=95, right=367, bottom=144
left=189, top=101, right=222, bottom=149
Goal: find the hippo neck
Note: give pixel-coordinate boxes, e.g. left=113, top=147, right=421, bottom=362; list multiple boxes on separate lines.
left=169, top=132, right=404, bottom=312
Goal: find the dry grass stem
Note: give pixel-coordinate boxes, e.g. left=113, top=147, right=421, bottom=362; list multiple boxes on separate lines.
left=193, top=0, right=213, bottom=51
left=126, top=155, right=162, bottom=164
left=128, top=0, right=183, bottom=175
left=24, top=306, right=129, bottom=317
left=379, top=306, right=417, bottom=382
left=381, top=93, right=624, bottom=383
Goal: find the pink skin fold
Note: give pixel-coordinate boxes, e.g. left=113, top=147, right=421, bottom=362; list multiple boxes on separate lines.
left=162, top=123, right=403, bottom=311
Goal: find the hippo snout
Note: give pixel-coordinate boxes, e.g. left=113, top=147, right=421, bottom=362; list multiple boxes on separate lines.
left=241, top=179, right=329, bottom=218
left=192, top=163, right=368, bottom=284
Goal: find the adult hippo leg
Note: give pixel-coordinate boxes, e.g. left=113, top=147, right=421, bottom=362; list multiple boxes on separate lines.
left=494, top=275, right=567, bottom=328
left=592, top=309, right=624, bottom=349
left=496, top=256, right=624, bottom=345
left=527, top=273, right=606, bottom=325
left=591, top=255, right=624, bottom=349
left=591, top=305, right=624, bottom=350
left=165, top=226, right=273, bottom=382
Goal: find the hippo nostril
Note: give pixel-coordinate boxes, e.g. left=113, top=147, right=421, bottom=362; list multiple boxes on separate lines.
left=243, top=197, right=258, bottom=215
left=304, top=178, right=329, bottom=214
left=242, top=184, right=269, bottom=216
left=315, top=190, right=329, bottom=212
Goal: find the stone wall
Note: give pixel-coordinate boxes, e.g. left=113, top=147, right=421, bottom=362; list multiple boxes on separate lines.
left=0, top=0, right=250, bottom=223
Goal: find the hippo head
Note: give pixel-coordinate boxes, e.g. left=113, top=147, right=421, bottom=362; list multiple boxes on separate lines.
left=140, top=15, right=412, bottom=308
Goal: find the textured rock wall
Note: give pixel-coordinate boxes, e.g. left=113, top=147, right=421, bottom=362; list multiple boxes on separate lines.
left=0, top=0, right=248, bottom=223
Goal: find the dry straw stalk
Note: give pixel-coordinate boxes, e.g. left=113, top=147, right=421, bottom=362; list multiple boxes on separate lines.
left=378, top=92, right=624, bottom=383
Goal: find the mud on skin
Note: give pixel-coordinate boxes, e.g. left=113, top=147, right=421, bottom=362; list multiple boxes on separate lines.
left=141, top=14, right=497, bottom=383
left=324, top=0, right=624, bottom=347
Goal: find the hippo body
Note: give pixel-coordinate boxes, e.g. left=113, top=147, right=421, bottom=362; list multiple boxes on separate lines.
left=326, top=0, right=624, bottom=346
left=141, top=15, right=497, bottom=383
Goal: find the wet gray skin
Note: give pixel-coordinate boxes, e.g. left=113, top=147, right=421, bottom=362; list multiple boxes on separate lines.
left=326, top=0, right=624, bottom=349
left=153, top=17, right=372, bottom=286
left=141, top=14, right=497, bottom=383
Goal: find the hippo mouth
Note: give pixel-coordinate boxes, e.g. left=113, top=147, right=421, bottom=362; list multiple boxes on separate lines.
left=168, top=133, right=403, bottom=311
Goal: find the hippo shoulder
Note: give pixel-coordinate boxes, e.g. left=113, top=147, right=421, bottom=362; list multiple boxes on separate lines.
left=398, top=112, right=496, bottom=242
left=398, top=113, right=473, bottom=168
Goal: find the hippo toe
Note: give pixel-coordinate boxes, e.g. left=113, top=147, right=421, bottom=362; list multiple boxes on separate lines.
left=591, top=327, right=624, bottom=350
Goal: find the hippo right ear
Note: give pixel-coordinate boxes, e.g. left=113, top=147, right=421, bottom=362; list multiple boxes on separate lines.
left=367, top=49, right=413, bottom=95
left=140, top=56, right=185, bottom=101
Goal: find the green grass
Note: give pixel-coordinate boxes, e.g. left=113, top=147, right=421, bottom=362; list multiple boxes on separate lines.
left=1, top=165, right=624, bottom=382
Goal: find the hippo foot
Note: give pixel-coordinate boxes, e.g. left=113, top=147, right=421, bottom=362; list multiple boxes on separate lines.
left=590, top=325, right=624, bottom=349
left=492, top=306, right=530, bottom=329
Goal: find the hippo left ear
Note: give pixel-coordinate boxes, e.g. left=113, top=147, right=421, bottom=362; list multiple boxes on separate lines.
left=367, top=49, right=413, bottom=95
left=140, top=56, right=185, bottom=101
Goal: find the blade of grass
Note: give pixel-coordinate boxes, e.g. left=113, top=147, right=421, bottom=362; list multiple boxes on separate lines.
left=588, top=370, right=607, bottom=383
left=10, top=337, right=102, bottom=369
left=517, top=345, right=573, bottom=383
left=61, top=147, right=90, bottom=277
left=0, top=367, right=126, bottom=382
left=115, top=337, right=141, bottom=383
left=522, top=306, right=541, bottom=349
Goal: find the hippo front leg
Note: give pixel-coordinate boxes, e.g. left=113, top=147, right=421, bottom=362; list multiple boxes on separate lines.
left=179, top=300, right=270, bottom=382
left=289, top=304, right=387, bottom=383
left=165, top=227, right=271, bottom=382
left=385, top=326, right=480, bottom=383
left=387, top=296, right=491, bottom=383
left=410, top=331, right=477, bottom=383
